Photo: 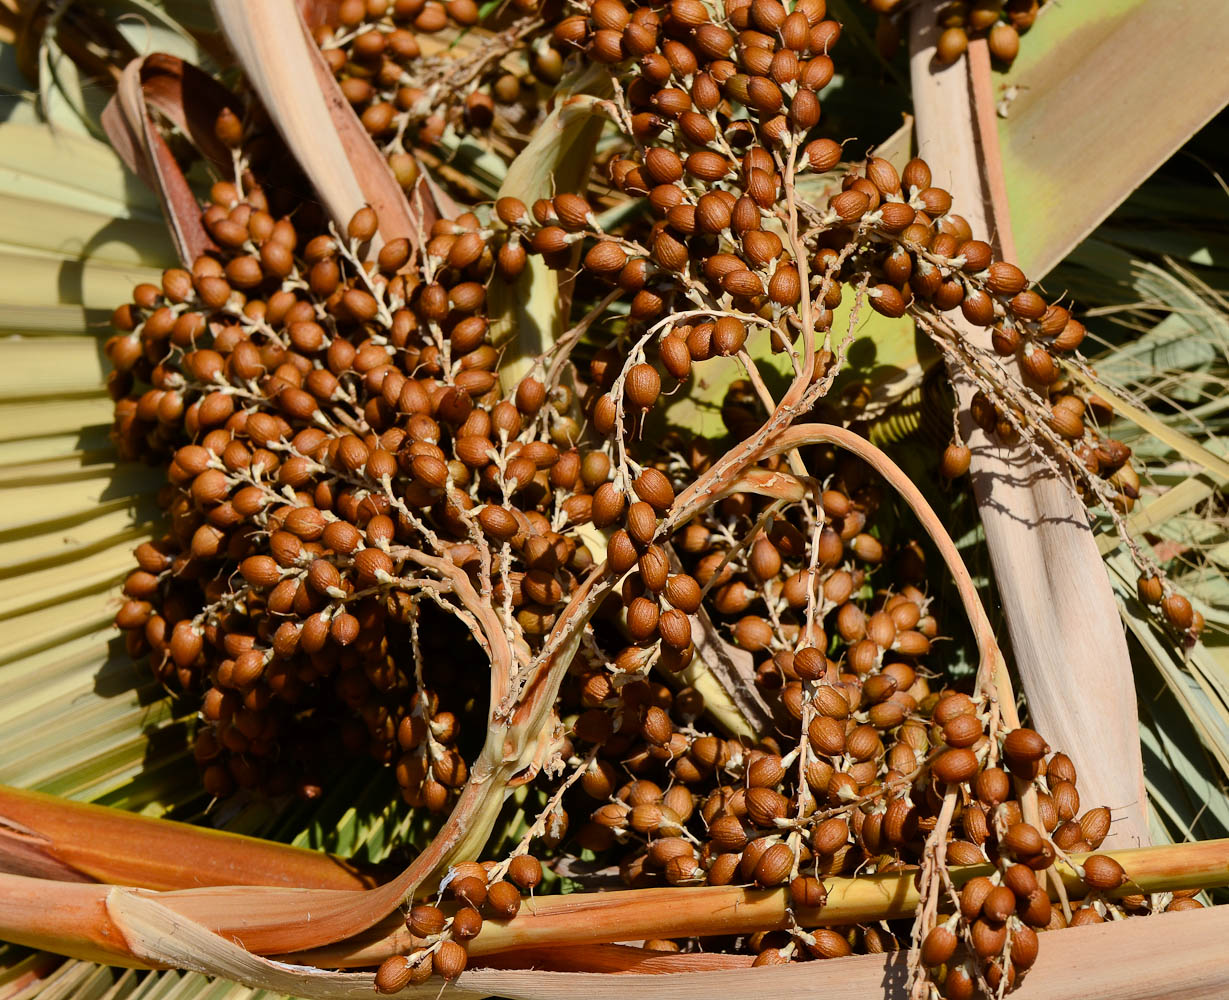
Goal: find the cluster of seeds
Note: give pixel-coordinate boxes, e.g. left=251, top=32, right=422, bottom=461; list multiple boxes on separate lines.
left=105, top=0, right=1201, bottom=992
left=508, top=0, right=1172, bottom=609
left=376, top=854, right=543, bottom=986
left=865, top=0, right=1045, bottom=66
left=110, top=107, right=558, bottom=799
left=314, top=0, right=550, bottom=172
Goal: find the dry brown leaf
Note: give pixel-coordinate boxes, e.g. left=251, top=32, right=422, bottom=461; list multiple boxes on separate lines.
left=908, top=8, right=1148, bottom=849
left=101, top=53, right=236, bottom=264
left=212, top=1, right=430, bottom=247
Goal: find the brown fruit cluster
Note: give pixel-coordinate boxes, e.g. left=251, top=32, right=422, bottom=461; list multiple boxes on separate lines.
left=867, top=0, right=1046, bottom=67
left=109, top=111, right=565, bottom=800
left=514, top=0, right=1078, bottom=343
left=935, top=0, right=1044, bottom=65
left=103, top=0, right=1196, bottom=992
left=313, top=0, right=551, bottom=167
left=375, top=854, right=542, bottom=989
left=503, top=0, right=1152, bottom=539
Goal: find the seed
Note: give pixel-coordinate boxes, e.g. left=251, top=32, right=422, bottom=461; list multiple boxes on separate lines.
left=1017, top=887, right=1051, bottom=928
left=971, top=766, right=1008, bottom=807
left=1053, top=317, right=1087, bottom=350
left=806, top=928, right=852, bottom=959
left=786, top=645, right=820, bottom=682
left=982, top=884, right=1017, bottom=922
left=627, top=597, right=661, bottom=640
left=483, top=879, right=522, bottom=920
left=592, top=482, right=627, bottom=527
left=696, top=192, right=733, bottom=234
left=626, top=363, right=661, bottom=409
left=652, top=231, right=688, bottom=271
left=936, top=25, right=968, bottom=64
left=808, top=715, right=846, bottom=756
left=660, top=335, right=691, bottom=380
left=1002, top=821, right=1044, bottom=858
left=1134, top=574, right=1165, bottom=606
left=478, top=506, right=519, bottom=542
left=627, top=501, right=658, bottom=545
left=754, top=842, right=794, bottom=886
left=375, top=955, right=414, bottom=993
left=686, top=150, right=732, bottom=182
left=787, top=874, right=826, bottom=909
left=877, top=202, right=916, bottom=232
left=921, top=924, right=957, bottom=966
left=899, top=159, right=931, bottom=196
left=694, top=22, right=734, bottom=58
left=746, top=75, right=783, bottom=114
left=450, top=873, right=487, bottom=908
left=958, top=876, right=994, bottom=922
left=801, top=813, right=845, bottom=856
left=408, top=904, right=446, bottom=937
left=636, top=147, right=680, bottom=188
left=665, top=574, right=702, bottom=613
left=1003, top=727, right=1049, bottom=769
left=712, top=316, right=747, bottom=356
left=723, top=268, right=763, bottom=297
left=348, top=206, right=378, bottom=242
left=734, top=616, right=773, bottom=651
left=452, top=906, right=483, bottom=939
left=1082, top=853, right=1127, bottom=890
left=806, top=138, right=842, bottom=172
left=943, top=713, right=983, bottom=748
left=1069, top=906, right=1105, bottom=926
left=993, top=865, right=1036, bottom=903
left=959, top=288, right=995, bottom=326
left=635, top=545, right=666, bottom=592
left=746, top=786, right=789, bottom=827
left=1162, top=592, right=1194, bottom=630
left=847, top=725, right=883, bottom=763
left=831, top=189, right=869, bottom=221
left=1010, top=924, right=1039, bottom=969
left=239, top=555, right=280, bottom=589
left=767, top=263, right=801, bottom=306
left=495, top=198, right=530, bottom=228
left=959, top=802, right=988, bottom=845
left=812, top=684, right=850, bottom=719
left=869, top=284, right=906, bottom=318
left=859, top=157, right=897, bottom=197
left=988, top=22, right=1020, bottom=62
left=634, top=468, right=674, bottom=511
left=434, top=940, right=467, bottom=979
left=709, top=815, right=750, bottom=852
left=971, top=918, right=1006, bottom=959
left=932, top=747, right=978, bottom=784
left=986, top=260, right=1028, bottom=295
left=585, top=241, right=628, bottom=274
left=657, top=608, right=692, bottom=650
left=1045, top=780, right=1079, bottom=825
left=507, top=854, right=542, bottom=891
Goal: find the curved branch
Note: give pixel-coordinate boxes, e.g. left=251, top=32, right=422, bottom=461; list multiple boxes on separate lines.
left=763, top=422, right=1015, bottom=718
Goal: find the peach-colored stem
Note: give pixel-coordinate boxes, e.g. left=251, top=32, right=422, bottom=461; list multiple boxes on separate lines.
left=0, top=785, right=373, bottom=892
left=280, top=838, right=1229, bottom=968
